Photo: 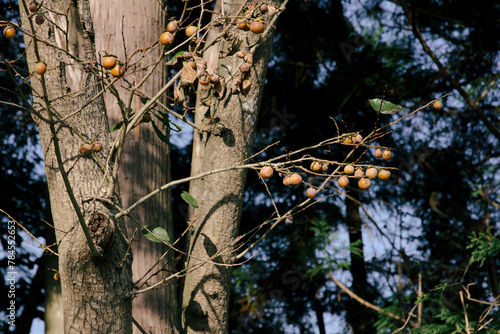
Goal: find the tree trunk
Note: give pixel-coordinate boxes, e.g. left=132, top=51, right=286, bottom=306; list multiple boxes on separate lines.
left=89, top=1, right=178, bottom=332
left=44, top=230, right=63, bottom=334
left=346, top=193, right=375, bottom=333
left=183, top=1, right=281, bottom=332
left=20, top=0, right=132, bottom=332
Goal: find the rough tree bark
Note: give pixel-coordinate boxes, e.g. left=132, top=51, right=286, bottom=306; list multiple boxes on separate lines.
left=19, top=0, right=132, bottom=332
left=183, top=0, right=282, bottom=332
left=89, top=1, right=178, bottom=332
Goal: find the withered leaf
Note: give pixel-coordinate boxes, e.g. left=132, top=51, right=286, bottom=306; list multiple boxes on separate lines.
left=180, top=62, right=197, bottom=86
left=241, top=76, right=251, bottom=95
left=232, top=71, right=242, bottom=93
left=193, top=56, right=207, bottom=77
left=245, top=53, right=254, bottom=67
left=214, top=76, right=226, bottom=99
left=201, top=86, right=213, bottom=106
left=174, top=81, right=185, bottom=105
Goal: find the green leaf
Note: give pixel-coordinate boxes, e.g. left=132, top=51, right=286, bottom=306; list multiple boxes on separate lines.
left=151, top=120, right=170, bottom=144
left=166, top=50, right=187, bottom=65
left=181, top=191, right=198, bottom=208
left=368, top=99, right=403, bottom=114
left=110, top=121, right=123, bottom=133
left=155, top=111, right=183, bottom=133
left=142, top=226, right=170, bottom=243
left=171, top=121, right=183, bottom=132
left=139, top=97, right=149, bottom=105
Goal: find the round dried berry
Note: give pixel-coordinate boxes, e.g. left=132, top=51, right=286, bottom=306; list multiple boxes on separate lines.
left=358, top=178, right=371, bottom=190
left=260, top=166, right=274, bottom=179
left=306, top=188, right=317, bottom=198
left=354, top=169, right=364, bottom=179
left=283, top=175, right=292, bottom=187
left=365, top=167, right=378, bottom=179
left=91, top=141, right=103, bottom=152
left=80, top=143, right=92, bottom=157
left=240, top=63, right=250, bottom=73
left=378, top=169, right=391, bottom=180
left=289, top=174, right=302, bottom=187
left=338, top=175, right=349, bottom=188
left=344, top=165, right=354, bottom=175
left=383, top=150, right=392, bottom=161
left=310, top=161, right=322, bottom=172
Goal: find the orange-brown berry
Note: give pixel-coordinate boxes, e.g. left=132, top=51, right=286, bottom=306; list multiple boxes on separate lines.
left=354, top=169, right=364, bottom=179
left=91, top=141, right=103, bottom=152
left=365, top=167, right=378, bottom=179
left=260, top=166, right=274, bottom=179
left=289, top=174, right=302, bottom=187
left=80, top=143, right=92, bottom=157
left=338, top=176, right=349, bottom=188
left=306, top=188, right=317, bottom=198
left=358, top=178, right=371, bottom=190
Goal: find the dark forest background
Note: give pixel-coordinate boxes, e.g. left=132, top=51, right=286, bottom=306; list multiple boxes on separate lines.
left=1, top=0, right=499, bottom=332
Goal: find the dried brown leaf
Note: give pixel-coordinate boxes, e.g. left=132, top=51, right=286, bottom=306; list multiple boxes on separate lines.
left=232, top=72, right=242, bottom=94
left=215, top=76, right=226, bottom=99
left=180, top=63, right=197, bottom=86
left=245, top=53, right=254, bottom=67
left=174, top=81, right=185, bottom=105
left=193, top=56, right=207, bottom=77
left=241, top=76, right=251, bottom=95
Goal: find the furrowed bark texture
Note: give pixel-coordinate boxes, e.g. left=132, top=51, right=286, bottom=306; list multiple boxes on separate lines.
left=89, top=1, right=178, bottom=332
left=183, top=1, right=281, bottom=332
left=20, top=0, right=132, bottom=332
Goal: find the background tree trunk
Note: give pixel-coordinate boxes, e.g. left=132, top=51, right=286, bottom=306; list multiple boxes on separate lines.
left=346, top=193, right=375, bottom=333
left=20, top=0, right=132, bottom=332
left=182, top=1, right=281, bottom=332
left=44, top=231, right=63, bottom=334
left=89, top=0, right=178, bottom=332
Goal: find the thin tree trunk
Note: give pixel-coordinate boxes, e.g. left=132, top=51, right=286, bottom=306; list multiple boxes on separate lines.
left=89, top=1, right=178, bottom=332
left=44, top=230, right=63, bottom=334
left=182, top=1, right=281, bottom=332
left=20, top=0, right=132, bottom=332
left=346, top=192, right=375, bottom=333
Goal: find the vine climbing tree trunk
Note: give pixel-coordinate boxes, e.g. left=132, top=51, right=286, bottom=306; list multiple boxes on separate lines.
left=182, top=0, right=283, bottom=332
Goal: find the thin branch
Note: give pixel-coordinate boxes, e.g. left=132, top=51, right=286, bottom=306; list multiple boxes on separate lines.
left=327, top=271, right=416, bottom=327
left=406, top=5, right=500, bottom=141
